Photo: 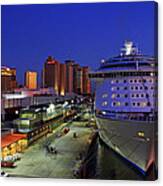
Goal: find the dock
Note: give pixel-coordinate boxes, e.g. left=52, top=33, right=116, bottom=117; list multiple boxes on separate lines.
left=2, top=120, right=96, bottom=178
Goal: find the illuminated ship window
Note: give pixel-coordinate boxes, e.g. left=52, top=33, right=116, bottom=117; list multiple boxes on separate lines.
left=102, top=101, right=108, bottom=106
left=111, top=80, right=115, bottom=84
left=112, top=101, right=121, bottom=106
left=140, top=102, right=147, bottom=107
left=111, top=87, right=116, bottom=91
left=136, top=94, right=139, bottom=98
left=150, top=72, right=154, bottom=76
left=102, top=93, right=108, bottom=98
left=140, top=86, right=143, bottom=90
left=134, top=79, right=137, bottom=83
left=111, top=94, right=116, bottom=98
left=135, top=86, right=138, bottom=90
left=137, top=131, right=145, bottom=137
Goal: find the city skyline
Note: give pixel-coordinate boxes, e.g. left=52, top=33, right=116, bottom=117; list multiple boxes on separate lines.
left=2, top=2, right=156, bottom=84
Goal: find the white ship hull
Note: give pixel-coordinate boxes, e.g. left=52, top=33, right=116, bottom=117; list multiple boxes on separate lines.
left=96, top=116, right=156, bottom=174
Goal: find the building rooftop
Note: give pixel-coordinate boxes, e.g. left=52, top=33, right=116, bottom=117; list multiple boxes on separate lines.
left=1, top=133, right=27, bottom=148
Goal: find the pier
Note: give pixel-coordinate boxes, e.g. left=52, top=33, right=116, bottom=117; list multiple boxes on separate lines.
left=2, top=119, right=96, bottom=178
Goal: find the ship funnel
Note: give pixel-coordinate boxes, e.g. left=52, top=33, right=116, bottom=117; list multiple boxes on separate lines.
left=121, top=41, right=138, bottom=56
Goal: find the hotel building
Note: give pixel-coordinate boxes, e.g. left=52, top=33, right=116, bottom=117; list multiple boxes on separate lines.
left=25, top=71, right=37, bottom=89
left=1, top=66, right=17, bottom=92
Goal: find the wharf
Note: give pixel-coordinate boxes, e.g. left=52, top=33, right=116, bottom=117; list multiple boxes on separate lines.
left=2, top=121, right=96, bottom=178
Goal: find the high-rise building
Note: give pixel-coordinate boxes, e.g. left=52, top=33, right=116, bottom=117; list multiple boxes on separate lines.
left=65, top=60, right=75, bottom=95
left=71, top=64, right=79, bottom=94
left=1, top=66, right=17, bottom=92
left=25, top=71, right=37, bottom=89
left=43, top=56, right=60, bottom=95
left=82, top=66, right=91, bottom=95
left=59, top=63, right=66, bottom=96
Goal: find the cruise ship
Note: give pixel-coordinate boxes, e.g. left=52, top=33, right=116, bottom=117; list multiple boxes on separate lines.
left=89, top=41, right=158, bottom=174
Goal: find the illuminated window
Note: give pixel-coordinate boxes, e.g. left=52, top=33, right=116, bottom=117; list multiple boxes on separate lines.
left=111, top=87, right=116, bottom=91
left=111, top=80, right=114, bottom=84
left=112, top=101, right=121, bottom=106
left=111, top=94, right=116, bottom=98
left=137, top=131, right=145, bottom=137
left=102, top=101, right=108, bottom=106
left=102, top=93, right=108, bottom=98
left=140, top=102, right=146, bottom=107
left=150, top=72, right=154, bottom=76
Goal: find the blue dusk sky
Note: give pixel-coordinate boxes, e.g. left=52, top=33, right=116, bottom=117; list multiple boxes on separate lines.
left=1, top=1, right=157, bottom=85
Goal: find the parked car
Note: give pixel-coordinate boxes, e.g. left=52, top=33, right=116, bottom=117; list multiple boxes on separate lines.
left=12, top=153, right=21, bottom=161
left=1, top=161, right=17, bottom=168
left=63, top=127, right=70, bottom=134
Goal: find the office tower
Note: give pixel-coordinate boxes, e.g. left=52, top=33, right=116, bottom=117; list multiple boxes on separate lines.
left=82, top=66, right=91, bottom=95
left=59, top=63, right=66, bottom=96
left=43, top=56, right=60, bottom=95
left=25, top=71, right=37, bottom=89
left=65, top=60, right=75, bottom=95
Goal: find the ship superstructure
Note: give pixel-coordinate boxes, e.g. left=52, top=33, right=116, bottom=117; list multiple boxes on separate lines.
left=89, top=41, right=158, bottom=173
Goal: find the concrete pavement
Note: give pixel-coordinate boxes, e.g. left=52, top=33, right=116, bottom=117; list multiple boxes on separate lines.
left=2, top=120, right=96, bottom=178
